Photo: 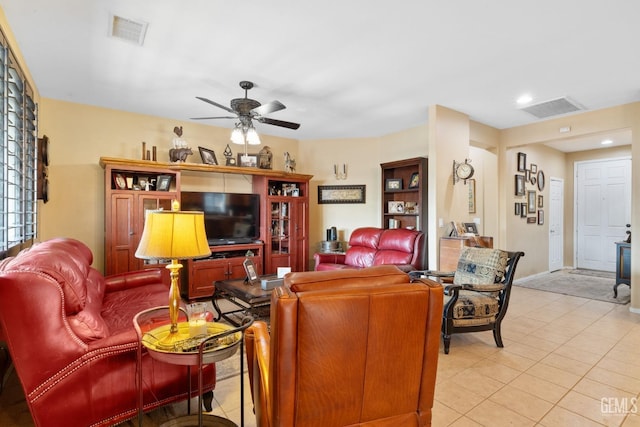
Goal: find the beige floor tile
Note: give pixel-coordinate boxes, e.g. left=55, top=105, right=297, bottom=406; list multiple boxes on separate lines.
left=572, top=377, right=637, bottom=402
left=491, top=349, right=538, bottom=372
left=558, top=390, right=626, bottom=426
left=489, top=384, right=554, bottom=422
left=466, top=399, right=535, bottom=427
left=467, top=358, right=522, bottom=384
left=597, top=356, right=640, bottom=381
left=540, top=352, right=593, bottom=376
left=449, top=368, right=507, bottom=399
left=565, top=332, right=619, bottom=356
left=431, top=400, right=464, bottom=426
left=499, top=341, right=551, bottom=362
left=447, top=416, right=484, bottom=427
left=622, top=413, right=640, bottom=427
left=539, top=405, right=608, bottom=427
left=434, top=379, right=486, bottom=414
left=552, top=343, right=605, bottom=365
left=526, top=361, right=582, bottom=389
left=509, top=373, right=570, bottom=403
left=587, top=366, right=640, bottom=395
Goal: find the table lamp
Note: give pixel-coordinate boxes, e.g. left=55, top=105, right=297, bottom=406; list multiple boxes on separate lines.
left=135, top=201, right=210, bottom=349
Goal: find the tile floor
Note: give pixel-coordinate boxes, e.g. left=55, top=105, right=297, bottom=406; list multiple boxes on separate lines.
left=2, top=285, right=640, bottom=426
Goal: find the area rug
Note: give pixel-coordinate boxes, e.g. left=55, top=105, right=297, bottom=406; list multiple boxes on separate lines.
left=568, top=269, right=616, bottom=279
left=515, top=269, right=630, bottom=304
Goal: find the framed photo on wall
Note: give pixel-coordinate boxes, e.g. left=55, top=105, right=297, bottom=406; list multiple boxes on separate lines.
left=527, top=190, right=537, bottom=213
left=515, top=175, right=525, bottom=196
left=517, top=152, right=527, bottom=172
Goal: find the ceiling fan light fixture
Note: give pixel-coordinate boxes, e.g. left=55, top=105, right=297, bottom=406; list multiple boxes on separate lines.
left=230, top=126, right=244, bottom=145
left=246, top=127, right=261, bottom=145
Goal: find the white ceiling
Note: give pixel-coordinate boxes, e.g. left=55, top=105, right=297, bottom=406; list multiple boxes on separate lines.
left=2, top=0, right=639, bottom=150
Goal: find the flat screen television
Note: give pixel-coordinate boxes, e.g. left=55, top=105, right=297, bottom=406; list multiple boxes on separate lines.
left=180, top=191, right=260, bottom=246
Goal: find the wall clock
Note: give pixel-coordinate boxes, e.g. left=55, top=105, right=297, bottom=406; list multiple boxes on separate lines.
left=453, top=159, right=474, bottom=185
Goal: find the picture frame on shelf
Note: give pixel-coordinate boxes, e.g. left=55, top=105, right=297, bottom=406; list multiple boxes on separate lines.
left=404, top=201, right=418, bottom=214
left=517, top=152, right=526, bottom=172
left=198, top=146, right=218, bottom=165
left=462, top=222, right=478, bottom=235
left=388, top=201, right=405, bottom=214
left=408, top=173, right=420, bottom=189
left=515, top=174, right=525, bottom=196
left=238, top=153, right=258, bottom=168
left=113, top=173, right=128, bottom=190
left=156, top=175, right=172, bottom=191
left=385, top=178, right=402, bottom=191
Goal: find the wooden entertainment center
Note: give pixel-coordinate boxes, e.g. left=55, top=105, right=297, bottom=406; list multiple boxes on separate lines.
left=100, top=157, right=312, bottom=299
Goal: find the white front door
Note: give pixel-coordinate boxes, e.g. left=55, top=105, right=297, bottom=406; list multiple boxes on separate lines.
left=549, top=178, right=564, bottom=272
left=576, top=158, right=631, bottom=271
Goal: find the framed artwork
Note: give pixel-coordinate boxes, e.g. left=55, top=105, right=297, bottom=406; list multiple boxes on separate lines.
left=113, top=173, right=127, bottom=190
left=520, top=203, right=527, bottom=218
left=537, top=170, right=545, bottom=191
left=318, top=185, right=366, bottom=204
left=530, top=164, right=537, bottom=173
left=515, top=174, right=525, bottom=196
left=527, top=217, right=537, bottom=224
left=515, top=202, right=521, bottom=216
left=243, top=258, right=258, bottom=284
left=527, top=190, right=536, bottom=213
left=517, top=152, right=526, bottom=172
left=238, top=153, right=258, bottom=167
left=538, top=210, right=544, bottom=225
left=198, top=146, right=217, bottom=165
left=408, top=173, right=420, bottom=189
left=468, top=178, right=476, bottom=213
left=538, top=195, right=543, bottom=208
left=156, top=175, right=172, bottom=191
left=385, top=178, right=402, bottom=191
left=388, top=201, right=405, bottom=214
left=462, top=222, right=478, bottom=235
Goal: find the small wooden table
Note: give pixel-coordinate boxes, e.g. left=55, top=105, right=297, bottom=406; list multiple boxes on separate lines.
left=213, top=277, right=276, bottom=326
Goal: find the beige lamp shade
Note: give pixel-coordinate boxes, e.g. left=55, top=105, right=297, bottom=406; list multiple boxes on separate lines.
left=135, top=210, right=210, bottom=260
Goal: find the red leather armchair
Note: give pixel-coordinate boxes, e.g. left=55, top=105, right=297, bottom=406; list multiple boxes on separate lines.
left=314, top=227, right=425, bottom=271
left=245, top=265, right=443, bottom=427
left=0, top=238, right=215, bottom=426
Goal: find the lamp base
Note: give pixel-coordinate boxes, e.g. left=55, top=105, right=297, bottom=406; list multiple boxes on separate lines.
left=155, top=330, right=190, bottom=351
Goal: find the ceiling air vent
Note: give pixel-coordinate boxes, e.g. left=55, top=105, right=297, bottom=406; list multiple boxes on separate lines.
left=519, top=96, right=584, bottom=119
left=110, top=14, right=148, bottom=46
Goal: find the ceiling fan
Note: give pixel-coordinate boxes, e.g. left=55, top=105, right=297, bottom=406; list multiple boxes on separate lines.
left=191, top=80, right=301, bottom=131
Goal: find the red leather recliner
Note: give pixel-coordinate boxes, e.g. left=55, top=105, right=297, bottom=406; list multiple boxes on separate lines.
left=314, top=227, right=425, bottom=271
left=0, top=238, right=215, bottom=426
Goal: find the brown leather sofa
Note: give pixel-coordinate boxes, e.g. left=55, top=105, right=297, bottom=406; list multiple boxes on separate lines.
left=0, top=238, right=215, bottom=426
left=314, top=227, right=425, bottom=271
left=245, top=265, right=443, bottom=427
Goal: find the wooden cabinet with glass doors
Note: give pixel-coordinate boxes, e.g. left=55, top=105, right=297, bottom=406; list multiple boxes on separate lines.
left=253, top=176, right=311, bottom=274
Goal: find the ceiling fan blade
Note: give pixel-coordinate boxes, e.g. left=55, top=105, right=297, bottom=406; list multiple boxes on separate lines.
left=196, top=96, right=236, bottom=114
left=258, top=117, right=301, bottom=130
left=252, top=100, right=286, bottom=116
left=190, top=116, right=237, bottom=120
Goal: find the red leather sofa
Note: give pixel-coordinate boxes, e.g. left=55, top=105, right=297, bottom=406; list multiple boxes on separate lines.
left=314, top=227, right=425, bottom=271
left=0, top=238, right=215, bottom=426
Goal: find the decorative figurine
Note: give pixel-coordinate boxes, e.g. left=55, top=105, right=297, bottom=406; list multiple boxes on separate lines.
left=284, top=152, right=296, bottom=173
left=258, top=146, right=273, bottom=169
left=169, top=126, right=193, bottom=162
left=223, top=144, right=236, bottom=166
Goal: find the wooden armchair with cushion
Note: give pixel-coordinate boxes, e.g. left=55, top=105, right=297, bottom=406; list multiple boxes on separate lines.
left=411, top=248, right=524, bottom=354
left=245, top=265, right=443, bottom=427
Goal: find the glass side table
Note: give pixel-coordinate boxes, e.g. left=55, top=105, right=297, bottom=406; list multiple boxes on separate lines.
left=135, top=307, right=253, bottom=427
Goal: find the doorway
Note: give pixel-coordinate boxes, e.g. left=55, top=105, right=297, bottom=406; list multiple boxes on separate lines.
left=575, top=158, right=631, bottom=271
left=549, top=178, right=564, bottom=271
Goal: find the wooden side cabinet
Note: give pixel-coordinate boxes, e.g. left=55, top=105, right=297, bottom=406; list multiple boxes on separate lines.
left=614, top=241, right=631, bottom=298
left=182, top=243, right=263, bottom=299
left=439, top=236, right=493, bottom=271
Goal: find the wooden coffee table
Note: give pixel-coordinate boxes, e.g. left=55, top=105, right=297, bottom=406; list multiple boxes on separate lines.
left=213, top=277, right=276, bottom=326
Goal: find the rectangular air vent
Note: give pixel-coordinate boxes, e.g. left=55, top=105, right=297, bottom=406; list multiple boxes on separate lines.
left=519, top=96, right=584, bottom=119
left=110, top=15, right=148, bottom=46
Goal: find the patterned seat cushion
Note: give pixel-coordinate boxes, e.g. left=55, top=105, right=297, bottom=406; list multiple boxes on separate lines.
left=445, top=290, right=499, bottom=326
left=453, top=248, right=508, bottom=287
